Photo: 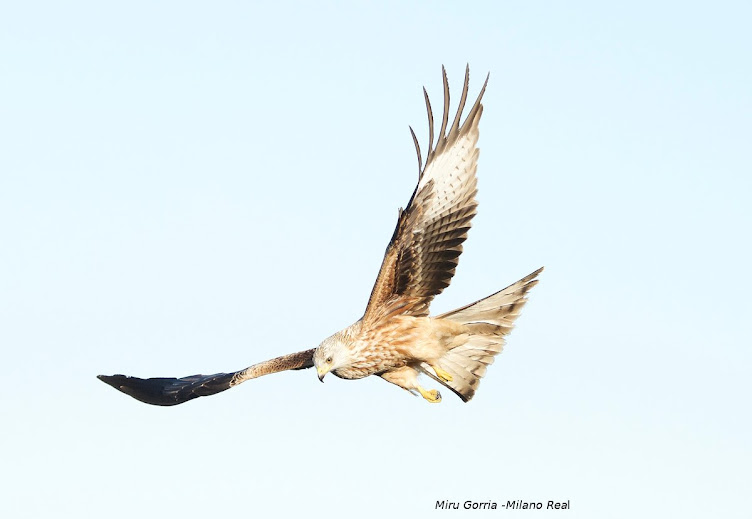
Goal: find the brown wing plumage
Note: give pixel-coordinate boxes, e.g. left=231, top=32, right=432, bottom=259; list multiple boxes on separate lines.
left=363, top=66, right=488, bottom=322
left=97, top=349, right=315, bottom=406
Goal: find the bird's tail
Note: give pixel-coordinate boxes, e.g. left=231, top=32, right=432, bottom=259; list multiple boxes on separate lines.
left=423, top=267, right=543, bottom=402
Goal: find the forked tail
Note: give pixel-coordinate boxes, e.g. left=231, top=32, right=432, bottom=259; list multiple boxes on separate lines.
left=423, top=267, right=543, bottom=401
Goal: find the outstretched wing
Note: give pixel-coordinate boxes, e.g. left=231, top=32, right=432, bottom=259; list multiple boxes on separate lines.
left=363, top=66, right=488, bottom=322
left=98, top=349, right=315, bottom=406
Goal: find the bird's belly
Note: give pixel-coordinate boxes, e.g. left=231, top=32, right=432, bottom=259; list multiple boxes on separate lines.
left=332, top=367, right=372, bottom=380
left=333, top=355, right=407, bottom=380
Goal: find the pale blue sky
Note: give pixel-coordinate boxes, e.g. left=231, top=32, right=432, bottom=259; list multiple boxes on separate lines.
left=1, top=1, right=750, bottom=517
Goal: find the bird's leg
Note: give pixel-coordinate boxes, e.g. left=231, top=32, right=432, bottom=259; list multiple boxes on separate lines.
left=380, top=366, right=442, bottom=403
left=417, top=386, right=442, bottom=403
left=430, top=365, right=453, bottom=382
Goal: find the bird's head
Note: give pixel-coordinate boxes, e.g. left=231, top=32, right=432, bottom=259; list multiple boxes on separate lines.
left=313, top=333, right=350, bottom=382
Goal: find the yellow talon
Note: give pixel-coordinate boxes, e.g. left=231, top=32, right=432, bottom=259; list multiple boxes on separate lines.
left=418, top=386, right=442, bottom=403
left=433, top=367, right=453, bottom=382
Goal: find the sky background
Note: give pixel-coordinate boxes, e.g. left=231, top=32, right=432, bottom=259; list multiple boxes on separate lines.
left=1, top=1, right=750, bottom=517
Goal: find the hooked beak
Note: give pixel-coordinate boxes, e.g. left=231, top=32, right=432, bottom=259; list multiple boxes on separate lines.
left=316, top=366, right=328, bottom=383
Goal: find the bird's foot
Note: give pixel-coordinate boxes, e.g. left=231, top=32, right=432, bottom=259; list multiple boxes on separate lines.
left=432, top=366, right=453, bottom=382
left=418, top=386, right=442, bottom=403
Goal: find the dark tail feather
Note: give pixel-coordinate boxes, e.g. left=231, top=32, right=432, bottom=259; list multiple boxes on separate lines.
left=97, top=372, right=235, bottom=406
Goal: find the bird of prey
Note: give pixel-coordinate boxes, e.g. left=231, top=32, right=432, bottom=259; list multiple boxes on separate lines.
left=98, top=66, right=542, bottom=406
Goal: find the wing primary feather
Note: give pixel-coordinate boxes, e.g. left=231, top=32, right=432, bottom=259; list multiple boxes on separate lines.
left=97, top=373, right=235, bottom=406
left=409, top=126, right=423, bottom=175
left=423, top=86, right=434, bottom=166
left=98, top=349, right=315, bottom=406
left=438, top=65, right=450, bottom=140
left=462, top=72, right=490, bottom=131
left=450, top=64, right=471, bottom=137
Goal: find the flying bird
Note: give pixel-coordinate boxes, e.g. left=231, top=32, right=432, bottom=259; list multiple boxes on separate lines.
left=98, top=66, right=542, bottom=406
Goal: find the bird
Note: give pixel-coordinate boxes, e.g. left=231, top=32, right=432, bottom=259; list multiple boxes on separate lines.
left=98, top=66, right=543, bottom=406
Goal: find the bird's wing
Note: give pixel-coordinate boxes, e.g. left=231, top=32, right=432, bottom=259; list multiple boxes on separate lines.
left=363, top=66, right=488, bottom=322
left=97, top=349, right=315, bottom=406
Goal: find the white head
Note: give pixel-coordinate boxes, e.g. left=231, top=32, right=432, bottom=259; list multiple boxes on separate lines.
left=313, top=332, right=351, bottom=382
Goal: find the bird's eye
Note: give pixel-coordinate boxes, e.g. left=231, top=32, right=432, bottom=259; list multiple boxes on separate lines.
left=326, top=357, right=332, bottom=363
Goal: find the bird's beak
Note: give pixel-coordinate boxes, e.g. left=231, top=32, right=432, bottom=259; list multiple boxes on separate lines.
left=317, top=366, right=327, bottom=383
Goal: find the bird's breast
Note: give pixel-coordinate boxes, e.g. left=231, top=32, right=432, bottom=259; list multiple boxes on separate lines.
left=333, top=316, right=435, bottom=379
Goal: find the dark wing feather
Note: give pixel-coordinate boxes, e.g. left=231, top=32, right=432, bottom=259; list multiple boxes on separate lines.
left=363, top=66, right=489, bottom=322
left=98, top=349, right=315, bottom=406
